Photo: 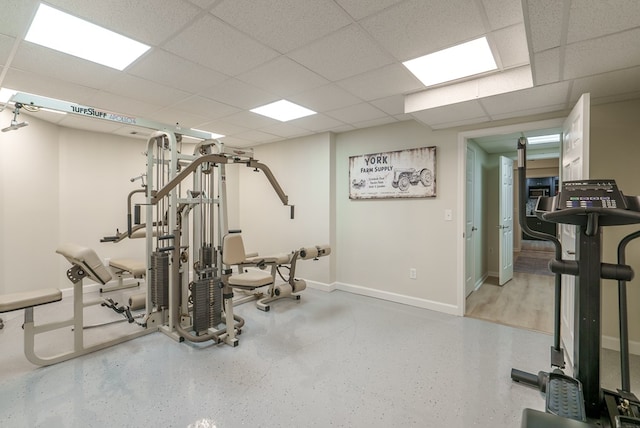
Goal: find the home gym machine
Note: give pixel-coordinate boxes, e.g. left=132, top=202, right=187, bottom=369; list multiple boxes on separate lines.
left=512, top=137, right=640, bottom=427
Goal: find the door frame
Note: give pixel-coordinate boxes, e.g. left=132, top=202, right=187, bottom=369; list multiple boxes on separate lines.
left=457, top=118, right=564, bottom=315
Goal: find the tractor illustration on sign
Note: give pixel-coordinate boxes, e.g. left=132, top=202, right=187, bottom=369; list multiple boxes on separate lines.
left=391, top=168, right=433, bottom=191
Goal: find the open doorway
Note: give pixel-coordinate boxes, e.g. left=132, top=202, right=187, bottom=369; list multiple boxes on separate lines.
left=460, top=120, right=562, bottom=333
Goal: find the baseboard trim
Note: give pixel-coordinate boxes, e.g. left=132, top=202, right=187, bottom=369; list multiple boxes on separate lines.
left=602, top=335, right=640, bottom=356
left=474, top=273, right=489, bottom=291
left=305, top=280, right=336, bottom=292
left=336, top=281, right=459, bottom=315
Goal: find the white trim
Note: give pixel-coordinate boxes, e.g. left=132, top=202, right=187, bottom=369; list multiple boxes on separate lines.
left=336, top=281, right=459, bottom=316
left=602, top=335, right=640, bottom=356
left=306, top=280, right=336, bottom=292
left=457, top=118, right=565, bottom=318
left=474, top=272, right=489, bottom=291
left=487, top=270, right=500, bottom=278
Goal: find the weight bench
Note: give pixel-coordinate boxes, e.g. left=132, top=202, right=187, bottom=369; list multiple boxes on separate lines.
left=6, top=243, right=155, bottom=366
left=0, top=288, right=62, bottom=330
left=101, top=258, right=146, bottom=293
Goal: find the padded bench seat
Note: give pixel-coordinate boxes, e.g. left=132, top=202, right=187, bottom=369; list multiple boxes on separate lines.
left=0, top=288, right=62, bottom=313
left=109, top=258, right=146, bottom=278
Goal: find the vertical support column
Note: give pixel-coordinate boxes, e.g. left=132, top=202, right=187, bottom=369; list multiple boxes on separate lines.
left=573, top=224, right=602, bottom=418
left=73, top=281, right=83, bottom=351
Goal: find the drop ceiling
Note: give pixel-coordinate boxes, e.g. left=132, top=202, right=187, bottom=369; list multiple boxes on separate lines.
left=1, top=0, right=639, bottom=147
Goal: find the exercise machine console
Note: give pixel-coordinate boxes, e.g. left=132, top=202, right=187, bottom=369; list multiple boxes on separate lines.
left=514, top=137, right=640, bottom=427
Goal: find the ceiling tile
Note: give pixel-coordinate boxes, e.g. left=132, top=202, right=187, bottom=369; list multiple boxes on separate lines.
left=524, top=0, right=564, bottom=53
left=232, top=129, right=280, bottom=143
left=12, top=43, right=121, bottom=90
left=532, top=48, right=561, bottom=85
left=127, top=49, right=229, bottom=94
left=352, top=116, right=398, bottom=129
left=150, top=107, right=210, bottom=129
left=290, top=114, right=349, bottom=132
left=489, top=102, right=567, bottom=121
left=170, top=95, right=240, bottom=120
left=371, top=95, right=405, bottom=116
left=164, top=14, right=279, bottom=76
left=570, top=67, right=640, bottom=104
left=360, top=0, right=486, bottom=61
left=212, top=0, right=352, bottom=53
left=218, top=135, right=253, bottom=148
left=196, top=118, right=251, bottom=136
left=0, top=35, right=16, bottom=68
left=334, top=0, right=405, bottom=21
left=567, top=0, right=640, bottom=44
left=45, top=0, right=201, bottom=45
left=289, top=24, right=395, bottom=81
left=3, top=68, right=99, bottom=105
left=221, top=110, right=279, bottom=129
left=337, top=64, right=423, bottom=101
left=260, top=122, right=310, bottom=139
left=84, top=91, right=160, bottom=118
left=0, top=0, right=38, bottom=38
left=325, top=102, right=387, bottom=123
left=288, top=84, right=362, bottom=112
left=106, top=74, right=191, bottom=108
left=481, top=0, right=524, bottom=30
left=491, top=24, right=530, bottom=68
left=564, top=28, right=640, bottom=80
left=200, top=78, right=276, bottom=110
left=237, top=57, right=328, bottom=98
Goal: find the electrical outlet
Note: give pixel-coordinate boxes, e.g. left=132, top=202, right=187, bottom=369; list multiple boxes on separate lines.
left=409, top=268, right=417, bottom=279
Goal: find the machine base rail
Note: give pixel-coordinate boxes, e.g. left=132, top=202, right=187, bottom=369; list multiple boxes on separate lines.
left=546, top=372, right=586, bottom=422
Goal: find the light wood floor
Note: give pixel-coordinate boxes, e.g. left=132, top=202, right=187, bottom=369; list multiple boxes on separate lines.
left=466, top=242, right=555, bottom=334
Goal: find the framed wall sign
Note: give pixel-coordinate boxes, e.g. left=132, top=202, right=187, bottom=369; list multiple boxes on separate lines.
left=349, top=146, right=436, bottom=200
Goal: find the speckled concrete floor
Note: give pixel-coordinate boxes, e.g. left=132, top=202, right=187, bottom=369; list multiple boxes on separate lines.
left=0, top=287, right=613, bottom=427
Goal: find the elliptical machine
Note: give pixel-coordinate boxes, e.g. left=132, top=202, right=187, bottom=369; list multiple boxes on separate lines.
left=512, top=137, right=640, bottom=427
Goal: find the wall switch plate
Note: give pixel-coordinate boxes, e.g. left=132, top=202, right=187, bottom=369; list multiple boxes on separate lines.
left=409, top=268, right=417, bottom=279
left=444, top=209, right=453, bottom=221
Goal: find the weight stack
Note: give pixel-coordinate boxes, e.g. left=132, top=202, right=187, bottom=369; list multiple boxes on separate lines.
left=150, top=252, right=169, bottom=308
left=192, top=278, right=211, bottom=334
left=210, top=277, right=222, bottom=327
left=192, top=277, right=222, bottom=332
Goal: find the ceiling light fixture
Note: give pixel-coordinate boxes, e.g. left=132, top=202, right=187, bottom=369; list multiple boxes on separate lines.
left=403, top=37, right=497, bottom=87
left=250, top=100, right=316, bottom=122
left=527, top=134, right=560, bottom=145
left=25, top=3, right=150, bottom=70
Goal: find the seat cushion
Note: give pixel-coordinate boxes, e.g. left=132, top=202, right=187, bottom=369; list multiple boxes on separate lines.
left=228, top=271, right=273, bottom=289
left=109, top=258, right=146, bottom=277
left=0, top=288, right=62, bottom=313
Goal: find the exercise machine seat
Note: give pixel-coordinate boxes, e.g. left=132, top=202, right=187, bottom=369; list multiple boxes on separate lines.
left=56, top=243, right=112, bottom=285
left=222, top=234, right=273, bottom=289
left=0, top=288, right=62, bottom=313
left=109, top=258, right=146, bottom=278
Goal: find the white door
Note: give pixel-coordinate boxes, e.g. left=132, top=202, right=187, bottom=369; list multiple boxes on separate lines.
left=499, top=156, right=514, bottom=285
left=560, top=93, right=591, bottom=364
left=465, top=146, right=476, bottom=296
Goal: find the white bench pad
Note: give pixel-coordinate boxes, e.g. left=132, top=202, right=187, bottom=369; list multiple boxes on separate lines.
left=109, top=258, right=146, bottom=277
left=0, top=288, right=62, bottom=313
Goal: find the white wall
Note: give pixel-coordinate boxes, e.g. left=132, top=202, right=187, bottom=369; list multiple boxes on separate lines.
left=335, top=121, right=459, bottom=313
left=0, top=109, right=60, bottom=294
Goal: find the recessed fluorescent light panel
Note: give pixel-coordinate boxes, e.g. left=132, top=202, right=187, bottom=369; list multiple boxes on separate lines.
left=527, top=134, right=560, bottom=145
left=25, top=4, right=150, bottom=70
left=403, top=37, right=497, bottom=87
left=250, top=100, right=316, bottom=122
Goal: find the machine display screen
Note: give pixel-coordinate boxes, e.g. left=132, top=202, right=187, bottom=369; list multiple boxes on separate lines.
left=557, top=180, right=626, bottom=210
